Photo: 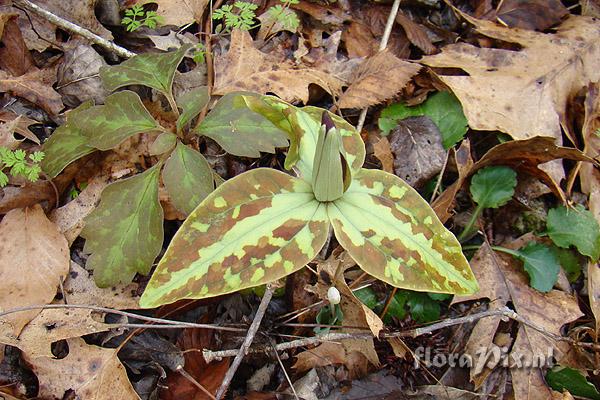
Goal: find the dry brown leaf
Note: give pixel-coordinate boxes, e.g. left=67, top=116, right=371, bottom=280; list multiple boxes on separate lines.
left=0, top=67, right=63, bottom=116
left=388, top=116, right=446, bottom=188
left=1, top=0, right=112, bottom=52
left=62, top=261, right=140, bottom=309
left=26, top=338, right=140, bottom=400
left=140, top=0, right=208, bottom=26
left=454, top=243, right=582, bottom=399
left=395, top=12, right=435, bottom=54
left=432, top=139, right=473, bottom=223
left=338, top=51, right=420, bottom=109
left=0, top=110, right=39, bottom=144
left=342, top=21, right=378, bottom=58
left=372, top=136, right=394, bottom=173
left=0, top=205, right=69, bottom=339
left=16, top=308, right=118, bottom=358
left=495, top=0, right=568, bottom=31
left=50, top=175, right=110, bottom=245
left=582, top=0, right=600, bottom=17
left=588, top=262, right=600, bottom=333
left=421, top=15, right=600, bottom=143
left=0, top=13, right=34, bottom=77
left=213, top=29, right=344, bottom=103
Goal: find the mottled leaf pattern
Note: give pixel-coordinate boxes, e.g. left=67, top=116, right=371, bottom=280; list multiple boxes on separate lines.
left=41, top=102, right=95, bottom=177
left=195, top=92, right=289, bottom=157
left=328, top=169, right=478, bottom=295
left=162, top=142, right=214, bottom=215
left=149, top=132, right=177, bottom=155
left=82, top=164, right=164, bottom=287
left=140, top=169, right=329, bottom=308
left=100, top=45, right=191, bottom=95
left=73, top=91, right=162, bottom=150
left=176, top=86, right=209, bottom=133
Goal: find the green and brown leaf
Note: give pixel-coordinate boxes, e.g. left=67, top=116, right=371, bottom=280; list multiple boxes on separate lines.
left=140, top=168, right=329, bottom=308
left=328, top=169, right=478, bottom=295
left=82, top=164, right=164, bottom=287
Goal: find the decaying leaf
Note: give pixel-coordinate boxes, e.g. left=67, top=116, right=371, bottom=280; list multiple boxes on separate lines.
left=82, top=164, right=164, bottom=287
left=26, top=338, right=140, bottom=400
left=140, top=0, right=209, bottom=26
left=0, top=68, right=63, bottom=116
left=213, top=30, right=344, bottom=103
left=0, top=205, right=69, bottom=339
left=454, top=243, right=582, bottom=398
left=387, top=116, right=447, bottom=187
left=495, top=0, right=568, bottom=31
left=372, top=136, right=394, bottom=173
left=57, top=44, right=108, bottom=108
left=421, top=14, right=600, bottom=143
left=337, top=50, right=421, bottom=109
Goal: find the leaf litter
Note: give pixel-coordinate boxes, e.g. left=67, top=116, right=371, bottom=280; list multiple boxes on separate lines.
left=0, top=0, right=599, bottom=399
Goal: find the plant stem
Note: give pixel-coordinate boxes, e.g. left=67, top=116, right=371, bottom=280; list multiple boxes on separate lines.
left=458, top=203, right=484, bottom=242
left=166, top=92, right=180, bottom=118
left=461, top=244, right=521, bottom=258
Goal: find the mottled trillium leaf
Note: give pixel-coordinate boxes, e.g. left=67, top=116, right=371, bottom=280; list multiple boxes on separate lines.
left=73, top=91, right=162, bottom=150
left=176, top=86, right=209, bottom=133
left=82, top=164, right=164, bottom=287
left=327, top=169, right=478, bottom=295
left=195, top=92, right=289, bottom=157
left=41, top=101, right=95, bottom=178
left=149, top=132, right=177, bottom=155
left=547, top=204, right=600, bottom=261
left=100, top=44, right=191, bottom=96
left=162, top=142, right=214, bottom=215
left=140, top=168, right=329, bottom=308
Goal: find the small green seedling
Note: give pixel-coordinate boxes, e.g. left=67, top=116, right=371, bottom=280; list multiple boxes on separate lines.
left=459, top=165, right=517, bottom=242
left=0, top=147, right=44, bottom=187
left=546, top=365, right=600, bottom=400
left=212, top=1, right=259, bottom=32
left=122, top=5, right=163, bottom=32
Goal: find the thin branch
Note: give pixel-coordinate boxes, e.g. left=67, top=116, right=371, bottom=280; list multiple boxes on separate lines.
left=214, top=284, right=275, bottom=400
left=355, top=0, right=402, bottom=133
left=203, top=307, right=600, bottom=362
left=0, top=304, right=244, bottom=332
left=12, top=0, right=136, bottom=59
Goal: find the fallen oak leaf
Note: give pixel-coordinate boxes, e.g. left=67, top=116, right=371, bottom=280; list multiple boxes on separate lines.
left=213, top=29, right=344, bottom=103
left=337, top=50, right=421, bottom=109
left=25, top=337, right=140, bottom=400
left=421, top=14, right=600, bottom=144
left=0, top=68, right=63, bottom=116
left=0, top=205, right=69, bottom=340
left=453, top=243, right=582, bottom=399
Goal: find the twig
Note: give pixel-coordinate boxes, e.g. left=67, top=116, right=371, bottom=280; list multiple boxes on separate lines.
left=214, top=284, right=275, bottom=400
left=355, top=0, right=402, bottom=133
left=203, top=307, right=600, bottom=362
left=0, top=304, right=244, bottom=332
left=430, top=150, right=449, bottom=203
left=176, top=365, right=217, bottom=400
left=12, top=0, right=136, bottom=59
left=269, top=339, right=300, bottom=400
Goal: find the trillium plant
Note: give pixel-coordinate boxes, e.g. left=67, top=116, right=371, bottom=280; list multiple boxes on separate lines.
left=140, top=95, right=478, bottom=307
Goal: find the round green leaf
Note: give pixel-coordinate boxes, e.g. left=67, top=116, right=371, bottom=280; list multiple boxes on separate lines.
left=547, top=205, right=600, bottom=261
left=470, top=165, right=517, bottom=209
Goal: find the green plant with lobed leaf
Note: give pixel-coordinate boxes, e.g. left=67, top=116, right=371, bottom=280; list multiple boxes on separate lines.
left=0, top=147, right=44, bottom=186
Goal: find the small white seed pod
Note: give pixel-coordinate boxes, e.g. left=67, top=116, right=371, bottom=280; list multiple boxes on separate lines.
left=327, top=286, right=341, bottom=305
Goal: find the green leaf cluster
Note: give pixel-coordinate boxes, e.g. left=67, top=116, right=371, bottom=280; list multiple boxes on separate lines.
left=121, top=5, right=164, bottom=32
left=0, top=147, right=44, bottom=186
left=41, top=46, right=289, bottom=287
left=378, top=91, right=468, bottom=149
left=355, top=287, right=451, bottom=324
left=213, top=1, right=259, bottom=32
